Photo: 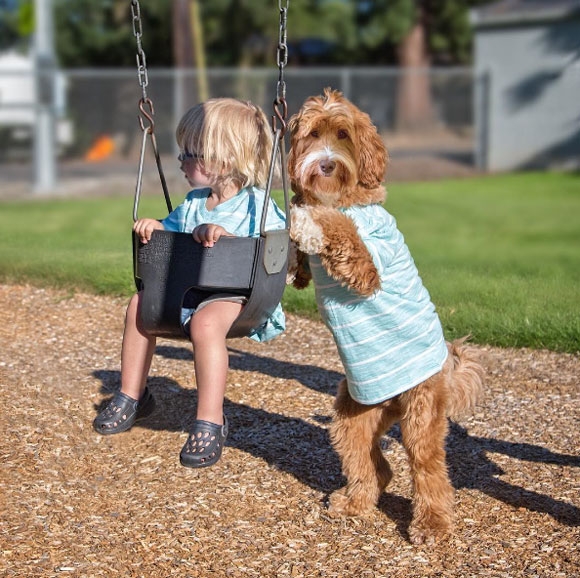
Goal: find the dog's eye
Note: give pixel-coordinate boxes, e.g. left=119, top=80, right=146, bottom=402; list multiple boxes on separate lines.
left=310, top=130, right=319, bottom=138
left=337, top=129, right=348, bottom=140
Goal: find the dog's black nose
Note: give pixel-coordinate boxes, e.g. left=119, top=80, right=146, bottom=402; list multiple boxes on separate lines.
left=319, top=159, right=336, bottom=176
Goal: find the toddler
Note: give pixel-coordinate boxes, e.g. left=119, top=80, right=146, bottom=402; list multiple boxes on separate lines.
left=93, top=98, right=287, bottom=468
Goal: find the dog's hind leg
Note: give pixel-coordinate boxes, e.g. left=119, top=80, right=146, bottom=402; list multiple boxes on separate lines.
left=399, top=374, right=454, bottom=545
left=328, top=379, right=397, bottom=516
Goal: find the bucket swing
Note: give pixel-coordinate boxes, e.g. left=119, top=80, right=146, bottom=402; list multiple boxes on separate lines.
left=128, top=0, right=291, bottom=340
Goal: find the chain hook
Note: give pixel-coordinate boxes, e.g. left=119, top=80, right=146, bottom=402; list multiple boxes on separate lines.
left=272, top=98, right=288, bottom=137
left=138, top=97, right=155, bottom=134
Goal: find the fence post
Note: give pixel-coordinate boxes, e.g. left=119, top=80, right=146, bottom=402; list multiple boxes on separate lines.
left=341, top=68, right=351, bottom=99
left=474, top=69, right=490, bottom=172
left=33, top=0, right=57, bottom=194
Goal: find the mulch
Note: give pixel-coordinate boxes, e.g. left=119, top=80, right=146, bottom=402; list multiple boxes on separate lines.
left=0, top=284, right=578, bottom=578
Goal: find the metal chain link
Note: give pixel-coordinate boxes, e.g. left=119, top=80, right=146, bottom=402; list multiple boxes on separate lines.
left=131, top=0, right=149, bottom=101
left=131, top=0, right=288, bottom=218
left=130, top=0, right=172, bottom=218
left=276, top=0, right=288, bottom=101
left=273, top=0, right=289, bottom=135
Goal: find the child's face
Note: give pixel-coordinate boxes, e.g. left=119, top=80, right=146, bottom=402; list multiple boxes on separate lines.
left=179, top=151, right=214, bottom=189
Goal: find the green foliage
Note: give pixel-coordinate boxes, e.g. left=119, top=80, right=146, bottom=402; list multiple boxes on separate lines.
left=0, top=0, right=28, bottom=50
left=201, top=0, right=279, bottom=66
left=15, top=0, right=32, bottom=37
left=0, top=172, right=578, bottom=352
left=53, top=0, right=172, bottom=67
left=358, top=0, right=417, bottom=48
left=355, top=0, right=493, bottom=64
left=2, top=0, right=495, bottom=67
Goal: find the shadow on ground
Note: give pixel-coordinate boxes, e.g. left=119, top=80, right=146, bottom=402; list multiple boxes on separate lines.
left=93, top=344, right=580, bottom=536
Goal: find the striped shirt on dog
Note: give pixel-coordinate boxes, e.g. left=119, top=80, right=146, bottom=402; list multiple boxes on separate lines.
left=308, top=204, right=449, bottom=405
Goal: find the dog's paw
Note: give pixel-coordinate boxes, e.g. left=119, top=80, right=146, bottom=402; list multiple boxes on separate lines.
left=285, top=241, right=299, bottom=284
left=408, top=524, right=451, bottom=546
left=327, top=488, right=375, bottom=517
left=349, top=266, right=381, bottom=297
left=293, top=268, right=312, bottom=290
left=290, top=206, right=324, bottom=254
left=286, top=242, right=312, bottom=288
left=408, top=514, right=452, bottom=545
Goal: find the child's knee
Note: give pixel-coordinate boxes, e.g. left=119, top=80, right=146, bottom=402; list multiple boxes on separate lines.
left=125, top=292, right=141, bottom=320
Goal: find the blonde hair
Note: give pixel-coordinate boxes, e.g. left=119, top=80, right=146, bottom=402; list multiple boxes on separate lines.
left=176, top=98, right=275, bottom=189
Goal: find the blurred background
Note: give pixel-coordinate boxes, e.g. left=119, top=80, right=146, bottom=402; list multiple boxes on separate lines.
left=0, top=0, right=578, bottom=197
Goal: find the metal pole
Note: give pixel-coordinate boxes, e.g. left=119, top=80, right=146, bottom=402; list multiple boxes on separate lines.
left=33, top=0, right=57, bottom=194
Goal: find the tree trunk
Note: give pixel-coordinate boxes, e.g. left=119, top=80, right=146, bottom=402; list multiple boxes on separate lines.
left=172, top=0, right=193, bottom=68
left=395, top=12, right=434, bottom=132
left=172, top=0, right=208, bottom=105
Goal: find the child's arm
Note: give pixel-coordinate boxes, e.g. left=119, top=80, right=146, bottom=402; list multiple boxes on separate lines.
left=134, top=218, right=164, bottom=244
left=192, top=224, right=234, bottom=248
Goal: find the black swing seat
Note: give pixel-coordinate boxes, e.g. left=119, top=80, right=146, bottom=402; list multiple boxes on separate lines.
left=134, top=228, right=289, bottom=340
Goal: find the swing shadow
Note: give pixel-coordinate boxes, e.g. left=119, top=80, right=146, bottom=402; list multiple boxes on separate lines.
left=154, top=344, right=344, bottom=396
left=92, top=358, right=580, bottom=532
left=92, top=367, right=342, bottom=493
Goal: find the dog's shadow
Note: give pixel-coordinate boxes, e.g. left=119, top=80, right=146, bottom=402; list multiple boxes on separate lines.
left=381, top=423, right=580, bottom=531
left=93, top=345, right=580, bottom=532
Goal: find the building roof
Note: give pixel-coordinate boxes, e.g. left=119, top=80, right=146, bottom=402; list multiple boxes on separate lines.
left=471, top=0, right=580, bottom=27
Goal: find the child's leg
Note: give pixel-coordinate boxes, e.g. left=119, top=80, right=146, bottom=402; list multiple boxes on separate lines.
left=188, top=300, right=243, bottom=425
left=120, top=291, right=157, bottom=400
left=93, top=292, right=156, bottom=434
left=179, top=300, right=242, bottom=468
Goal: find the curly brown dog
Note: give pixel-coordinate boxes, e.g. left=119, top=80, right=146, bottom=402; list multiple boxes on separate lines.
left=287, top=88, right=484, bottom=544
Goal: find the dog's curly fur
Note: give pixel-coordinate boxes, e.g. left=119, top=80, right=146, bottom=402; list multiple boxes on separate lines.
left=288, top=88, right=485, bottom=545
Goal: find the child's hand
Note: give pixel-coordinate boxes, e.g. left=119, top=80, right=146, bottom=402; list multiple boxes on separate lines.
left=133, top=218, right=164, bottom=244
left=192, top=224, right=233, bottom=247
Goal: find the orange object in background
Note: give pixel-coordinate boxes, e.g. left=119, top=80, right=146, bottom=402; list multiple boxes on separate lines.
left=85, top=136, right=115, bottom=161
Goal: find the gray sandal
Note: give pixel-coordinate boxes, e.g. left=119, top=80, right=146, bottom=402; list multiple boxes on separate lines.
left=93, top=387, right=155, bottom=435
left=180, top=416, right=228, bottom=468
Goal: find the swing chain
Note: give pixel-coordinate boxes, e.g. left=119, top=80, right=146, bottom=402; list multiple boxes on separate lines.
left=131, top=0, right=149, bottom=102
left=130, top=0, right=172, bottom=219
left=273, top=0, right=289, bottom=136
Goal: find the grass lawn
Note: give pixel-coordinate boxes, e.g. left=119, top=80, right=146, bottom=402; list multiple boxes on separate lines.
left=0, top=171, right=578, bottom=352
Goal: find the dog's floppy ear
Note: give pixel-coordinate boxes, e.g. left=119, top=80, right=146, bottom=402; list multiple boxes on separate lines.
left=287, top=113, right=301, bottom=187
left=355, top=110, right=388, bottom=188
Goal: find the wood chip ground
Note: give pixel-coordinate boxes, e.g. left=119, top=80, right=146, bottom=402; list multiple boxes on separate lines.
left=0, top=284, right=578, bottom=577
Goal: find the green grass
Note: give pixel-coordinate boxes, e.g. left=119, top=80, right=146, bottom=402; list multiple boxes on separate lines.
left=0, top=171, right=578, bottom=352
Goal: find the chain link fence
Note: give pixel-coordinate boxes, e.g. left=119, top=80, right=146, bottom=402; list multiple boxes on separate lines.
left=0, top=66, right=475, bottom=192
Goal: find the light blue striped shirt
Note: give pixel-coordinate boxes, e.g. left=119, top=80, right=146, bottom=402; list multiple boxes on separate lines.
left=161, top=186, right=286, bottom=342
left=308, top=204, right=448, bottom=404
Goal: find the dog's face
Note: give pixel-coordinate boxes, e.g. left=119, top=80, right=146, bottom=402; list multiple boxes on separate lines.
left=288, top=88, right=387, bottom=208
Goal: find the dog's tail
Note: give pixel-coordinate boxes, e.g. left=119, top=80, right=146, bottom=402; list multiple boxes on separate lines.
left=446, top=336, right=485, bottom=418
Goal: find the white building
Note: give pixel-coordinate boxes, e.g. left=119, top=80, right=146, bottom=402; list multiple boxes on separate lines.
left=472, top=0, right=580, bottom=171
left=0, top=50, right=70, bottom=144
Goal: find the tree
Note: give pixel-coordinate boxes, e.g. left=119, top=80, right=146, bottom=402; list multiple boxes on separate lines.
left=356, top=0, right=493, bottom=131
left=52, top=0, right=172, bottom=68
left=3, top=0, right=491, bottom=71
left=0, top=0, right=31, bottom=51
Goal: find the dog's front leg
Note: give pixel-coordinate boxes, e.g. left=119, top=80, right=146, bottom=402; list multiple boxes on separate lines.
left=286, top=241, right=312, bottom=289
left=291, top=206, right=380, bottom=296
